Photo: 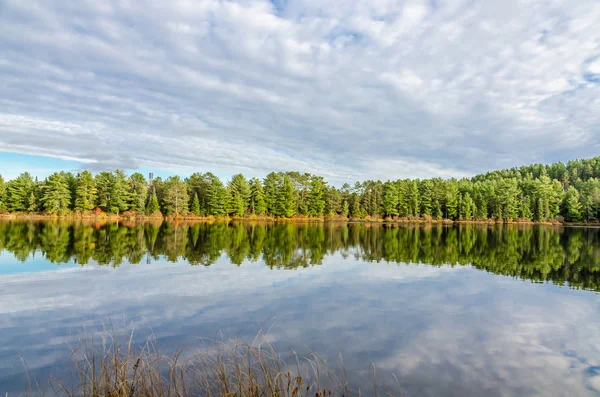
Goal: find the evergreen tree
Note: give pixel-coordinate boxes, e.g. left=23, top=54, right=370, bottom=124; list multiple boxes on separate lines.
left=162, top=176, right=189, bottom=215
left=382, top=181, right=399, bottom=217
left=74, top=170, right=97, bottom=212
left=40, top=172, right=72, bottom=215
left=94, top=171, right=114, bottom=212
left=342, top=200, right=349, bottom=218
left=460, top=192, right=474, bottom=220
left=128, top=173, right=148, bottom=213
left=278, top=175, right=295, bottom=218
left=445, top=182, right=459, bottom=219
left=109, top=170, right=130, bottom=214
left=420, top=180, right=434, bottom=216
left=206, top=175, right=229, bottom=216
left=351, top=195, right=362, bottom=218
left=189, top=193, right=200, bottom=216
left=263, top=172, right=282, bottom=215
left=5, top=173, right=35, bottom=212
left=0, top=175, right=5, bottom=211
left=308, top=176, right=326, bottom=216
left=228, top=174, right=250, bottom=217
left=249, top=177, right=266, bottom=215
left=564, top=186, right=582, bottom=222
left=146, top=190, right=160, bottom=215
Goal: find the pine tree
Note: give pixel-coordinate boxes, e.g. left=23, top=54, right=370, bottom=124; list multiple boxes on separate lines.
left=146, top=190, right=160, bottom=215
left=351, top=196, right=362, bottom=218
left=128, top=173, right=148, bottom=213
left=564, top=186, right=582, bottom=222
left=109, top=170, right=130, bottom=215
left=308, top=176, right=326, bottom=216
left=206, top=175, right=229, bottom=216
left=162, top=176, right=189, bottom=215
left=5, top=173, right=35, bottom=212
left=228, top=174, right=250, bottom=217
left=41, top=172, right=72, bottom=215
left=278, top=175, right=295, bottom=218
left=460, top=192, right=474, bottom=220
left=74, top=170, right=97, bottom=212
left=0, top=175, right=6, bottom=211
left=249, top=177, right=266, bottom=215
left=382, top=181, right=399, bottom=217
left=420, top=180, right=433, bottom=216
left=191, top=193, right=201, bottom=216
left=342, top=200, right=349, bottom=218
left=263, top=172, right=282, bottom=215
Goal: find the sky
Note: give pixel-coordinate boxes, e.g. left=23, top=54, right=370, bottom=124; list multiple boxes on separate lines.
left=1, top=0, right=599, bottom=183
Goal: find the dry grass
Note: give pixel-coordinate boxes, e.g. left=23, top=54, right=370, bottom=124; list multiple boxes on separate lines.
left=43, top=324, right=401, bottom=397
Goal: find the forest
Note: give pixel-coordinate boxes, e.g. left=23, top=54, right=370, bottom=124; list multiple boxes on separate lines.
left=1, top=221, right=600, bottom=291
left=1, top=157, right=600, bottom=222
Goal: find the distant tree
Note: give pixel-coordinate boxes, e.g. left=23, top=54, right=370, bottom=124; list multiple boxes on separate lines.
left=278, top=175, right=296, bottom=218
left=206, top=175, right=229, bottom=217
left=74, top=170, right=97, bottom=212
left=564, top=186, right=582, bottom=222
left=191, top=193, right=201, bottom=216
left=109, top=170, right=130, bottom=215
left=5, top=173, right=36, bottom=212
left=146, top=190, right=160, bottom=215
left=249, top=177, right=266, bottom=215
left=308, top=176, right=326, bottom=216
left=382, top=181, right=399, bottom=217
left=263, top=172, right=282, bottom=216
left=128, top=173, right=148, bottom=213
left=162, top=176, right=189, bottom=215
left=94, top=171, right=114, bottom=212
left=228, top=174, right=250, bottom=217
left=0, top=175, right=5, bottom=211
left=460, top=192, right=474, bottom=220
left=40, top=172, right=71, bottom=215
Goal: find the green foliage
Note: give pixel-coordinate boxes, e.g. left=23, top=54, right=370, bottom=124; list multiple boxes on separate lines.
left=249, top=177, right=266, bottom=215
left=206, top=175, right=229, bottom=217
left=40, top=172, right=72, bottom=215
left=278, top=175, right=296, bottom=218
left=191, top=193, right=201, bottom=216
left=382, top=181, right=399, bottom=217
left=564, top=186, right=582, bottom=222
left=3, top=156, right=600, bottom=223
left=229, top=174, right=250, bottom=217
left=128, top=173, right=148, bottom=213
left=5, top=173, right=36, bottom=212
left=75, top=171, right=97, bottom=212
left=162, top=176, right=189, bottom=215
left=109, top=170, right=130, bottom=214
left=0, top=175, right=6, bottom=211
left=263, top=172, right=282, bottom=216
left=308, top=176, right=326, bottom=216
left=146, top=190, right=160, bottom=215
left=460, top=193, right=473, bottom=220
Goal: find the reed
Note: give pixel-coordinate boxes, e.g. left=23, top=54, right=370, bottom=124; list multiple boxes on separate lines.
left=46, top=324, right=400, bottom=397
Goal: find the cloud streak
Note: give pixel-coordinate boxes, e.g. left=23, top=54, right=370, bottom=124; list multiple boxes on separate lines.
left=0, top=0, right=599, bottom=182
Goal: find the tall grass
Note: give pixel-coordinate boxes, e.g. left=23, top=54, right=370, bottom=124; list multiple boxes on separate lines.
left=46, top=324, right=401, bottom=397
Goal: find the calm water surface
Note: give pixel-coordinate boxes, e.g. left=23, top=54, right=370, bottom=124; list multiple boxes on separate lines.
left=1, top=221, right=600, bottom=396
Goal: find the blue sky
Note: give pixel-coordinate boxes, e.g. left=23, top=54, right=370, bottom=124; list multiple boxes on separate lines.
left=1, top=0, right=599, bottom=183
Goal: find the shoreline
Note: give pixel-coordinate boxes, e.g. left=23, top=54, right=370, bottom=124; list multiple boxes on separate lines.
left=0, top=213, right=592, bottom=226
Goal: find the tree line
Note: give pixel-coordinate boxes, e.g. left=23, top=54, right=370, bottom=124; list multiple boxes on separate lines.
left=2, top=221, right=600, bottom=291
left=1, top=157, right=600, bottom=222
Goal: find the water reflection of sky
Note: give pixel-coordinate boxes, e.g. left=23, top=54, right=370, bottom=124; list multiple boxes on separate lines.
left=1, top=252, right=600, bottom=396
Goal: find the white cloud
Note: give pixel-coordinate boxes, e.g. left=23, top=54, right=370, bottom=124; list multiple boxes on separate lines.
left=0, top=0, right=599, bottom=182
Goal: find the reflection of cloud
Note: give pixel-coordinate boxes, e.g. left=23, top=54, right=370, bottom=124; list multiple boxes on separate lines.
left=2, top=1, right=600, bottom=181
left=2, top=253, right=600, bottom=395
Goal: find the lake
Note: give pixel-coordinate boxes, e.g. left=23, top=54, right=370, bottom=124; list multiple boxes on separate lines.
left=1, top=221, right=600, bottom=396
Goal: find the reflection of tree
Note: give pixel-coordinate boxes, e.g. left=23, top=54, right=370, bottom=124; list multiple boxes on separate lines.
left=2, top=220, right=600, bottom=291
